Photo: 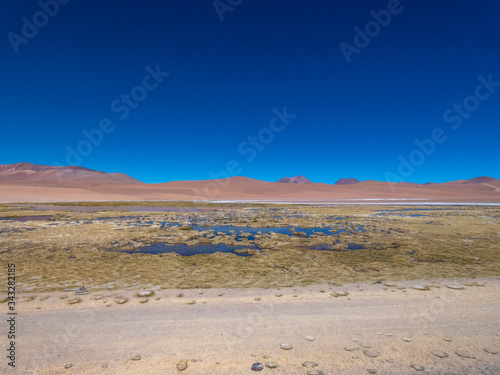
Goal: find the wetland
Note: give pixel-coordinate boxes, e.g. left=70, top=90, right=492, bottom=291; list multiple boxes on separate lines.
left=0, top=202, right=499, bottom=292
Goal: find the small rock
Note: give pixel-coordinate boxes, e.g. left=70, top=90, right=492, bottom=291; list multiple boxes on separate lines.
left=64, top=364, right=73, bottom=369
left=116, top=298, right=128, bottom=305
left=483, top=347, right=499, bottom=354
left=139, top=298, right=148, bottom=304
left=384, top=283, right=396, bottom=287
left=68, top=298, right=81, bottom=305
left=344, top=345, right=360, bottom=351
left=401, top=337, right=412, bottom=342
left=137, top=290, right=155, bottom=297
left=304, top=335, right=315, bottom=341
left=177, top=360, right=188, bottom=371
left=367, top=369, right=377, bottom=374
left=455, top=350, right=475, bottom=359
left=444, top=337, right=453, bottom=342
left=280, top=343, right=293, bottom=350
left=351, top=337, right=360, bottom=342
left=254, top=297, right=261, bottom=301
left=302, top=361, right=318, bottom=368
left=386, top=359, right=395, bottom=363
left=265, top=361, right=279, bottom=368
left=251, top=362, right=264, bottom=371
left=412, top=285, right=428, bottom=291
left=185, top=300, right=196, bottom=305
left=360, top=342, right=371, bottom=348
left=446, top=285, right=464, bottom=290
left=333, top=291, right=349, bottom=297
left=432, top=350, right=449, bottom=358
left=131, top=355, right=141, bottom=361
left=410, top=364, right=425, bottom=371
left=363, top=350, right=380, bottom=358
left=307, top=370, right=324, bottom=375
left=328, top=281, right=336, bottom=285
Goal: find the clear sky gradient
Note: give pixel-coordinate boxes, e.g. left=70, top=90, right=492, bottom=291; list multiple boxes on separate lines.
left=1, top=0, right=499, bottom=183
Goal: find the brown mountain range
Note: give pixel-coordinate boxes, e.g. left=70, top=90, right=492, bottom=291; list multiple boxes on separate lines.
left=0, top=163, right=499, bottom=203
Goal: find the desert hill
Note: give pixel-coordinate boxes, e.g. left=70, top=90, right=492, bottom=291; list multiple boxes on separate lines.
left=0, top=163, right=499, bottom=203
left=335, top=178, right=360, bottom=185
left=0, top=162, right=143, bottom=187
left=276, top=175, right=313, bottom=184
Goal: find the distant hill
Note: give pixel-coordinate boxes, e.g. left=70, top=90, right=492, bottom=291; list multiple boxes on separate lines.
left=334, top=178, right=359, bottom=185
left=0, top=162, right=143, bottom=186
left=462, top=176, right=500, bottom=184
left=276, top=175, right=313, bottom=184
left=0, top=162, right=499, bottom=203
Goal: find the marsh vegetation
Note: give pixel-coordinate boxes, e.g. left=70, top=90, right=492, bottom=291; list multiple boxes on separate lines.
left=0, top=203, right=498, bottom=292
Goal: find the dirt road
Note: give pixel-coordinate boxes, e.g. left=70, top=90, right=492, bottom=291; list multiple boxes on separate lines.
left=10, top=278, right=500, bottom=374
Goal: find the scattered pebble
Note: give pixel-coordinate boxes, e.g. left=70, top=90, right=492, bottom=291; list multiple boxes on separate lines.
left=483, top=347, right=499, bottom=354
left=446, top=285, right=464, bottom=290
left=116, top=299, right=128, bottom=305
left=254, top=297, right=261, bottom=301
left=307, top=370, right=324, bottom=375
left=136, top=290, right=154, bottom=297
left=401, top=337, right=412, bottom=342
left=251, top=362, right=264, bottom=371
left=431, top=350, right=449, bottom=358
left=131, top=355, right=141, bottom=361
left=68, top=298, right=81, bottom=305
left=363, top=350, right=380, bottom=358
left=64, top=364, right=73, bottom=369
left=444, top=337, right=453, bottom=342
left=139, top=298, right=148, bottom=304
left=265, top=361, right=279, bottom=368
left=344, top=346, right=360, bottom=352
left=384, top=283, right=396, bottom=287
left=304, top=336, right=315, bottom=342
left=333, top=291, right=349, bottom=297
left=412, top=285, right=429, bottom=291
left=185, top=300, right=196, bottom=305
left=410, top=364, right=425, bottom=371
left=455, top=350, right=475, bottom=359
left=367, top=369, right=377, bottom=374
left=177, top=360, right=188, bottom=371
left=280, top=343, right=293, bottom=350
left=302, top=361, right=318, bottom=368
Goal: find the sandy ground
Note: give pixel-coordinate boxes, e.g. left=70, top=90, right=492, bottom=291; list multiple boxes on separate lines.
left=7, top=278, right=500, bottom=375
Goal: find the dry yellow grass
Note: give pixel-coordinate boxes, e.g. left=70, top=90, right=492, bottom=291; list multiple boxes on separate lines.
left=0, top=203, right=498, bottom=292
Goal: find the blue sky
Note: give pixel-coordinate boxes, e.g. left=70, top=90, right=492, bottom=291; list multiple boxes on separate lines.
left=1, top=0, right=499, bottom=183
